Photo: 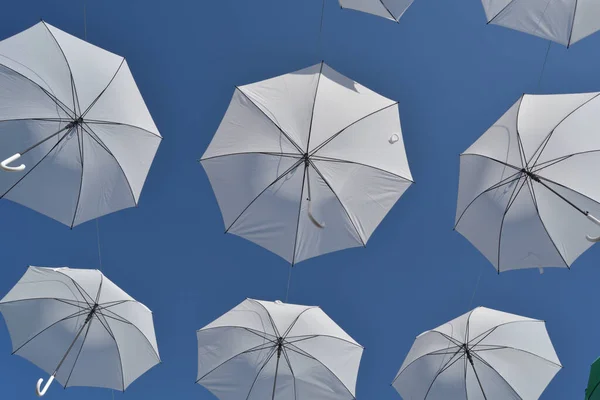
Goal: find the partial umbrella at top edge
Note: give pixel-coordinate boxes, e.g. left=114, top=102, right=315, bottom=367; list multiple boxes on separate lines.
left=339, top=0, right=415, bottom=22
left=482, top=0, right=600, bottom=47
left=0, top=21, right=162, bottom=227
left=200, top=62, right=413, bottom=265
left=455, top=92, right=600, bottom=273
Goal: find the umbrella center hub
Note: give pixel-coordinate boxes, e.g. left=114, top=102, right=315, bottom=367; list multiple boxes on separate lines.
left=521, top=168, right=540, bottom=182
left=85, top=303, right=99, bottom=323
left=302, top=153, right=310, bottom=165
left=276, top=337, right=284, bottom=357
left=66, top=116, right=84, bottom=130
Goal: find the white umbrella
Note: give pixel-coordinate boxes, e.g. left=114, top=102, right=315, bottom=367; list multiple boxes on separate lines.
left=0, top=21, right=161, bottom=227
left=339, top=0, right=414, bottom=22
left=482, top=0, right=600, bottom=47
left=0, top=266, right=160, bottom=396
left=201, top=62, right=413, bottom=265
left=393, top=307, right=562, bottom=400
left=196, top=298, right=363, bottom=400
left=455, top=93, right=600, bottom=273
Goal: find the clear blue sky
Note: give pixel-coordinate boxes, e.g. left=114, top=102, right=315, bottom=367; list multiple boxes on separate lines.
left=0, top=0, right=599, bottom=399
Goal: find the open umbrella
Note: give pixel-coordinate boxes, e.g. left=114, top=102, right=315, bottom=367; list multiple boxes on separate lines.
left=0, top=21, right=161, bottom=227
left=455, top=92, right=600, bottom=273
left=200, top=62, right=413, bottom=265
left=482, top=0, right=600, bottom=47
left=586, top=357, right=600, bottom=399
left=0, top=266, right=160, bottom=396
left=393, top=307, right=561, bottom=400
left=339, top=0, right=414, bottom=22
left=196, top=298, right=363, bottom=400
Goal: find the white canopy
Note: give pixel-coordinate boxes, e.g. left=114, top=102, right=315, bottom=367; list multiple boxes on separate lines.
left=196, top=298, right=363, bottom=400
left=201, top=62, right=413, bottom=264
left=339, top=0, right=414, bottom=22
left=0, top=22, right=161, bottom=227
left=0, top=266, right=160, bottom=395
left=456, top=93, right=600, bottom=272
left=482, top=0, right=600, bottom=46
left=393, top=307, right=561, bottom=399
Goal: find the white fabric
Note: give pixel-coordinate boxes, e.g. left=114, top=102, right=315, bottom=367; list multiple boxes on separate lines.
left=196, top=298, right=363, bottom=400
left=482, top=0, right=600, bottom=46
left=0, top=266, right=160, bottom=391
left=339, top=0, right=414, bottom=22
left=393, top=307, right=561, bottom=400
left=0, top=22, right=161, bottom=227
left=456, top=92, right=600, bottom=272
left=201, top=62, right=413, bottom=264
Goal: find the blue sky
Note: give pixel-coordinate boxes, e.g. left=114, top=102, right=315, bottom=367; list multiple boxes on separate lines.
left=0, top=0, right=599, bottom=399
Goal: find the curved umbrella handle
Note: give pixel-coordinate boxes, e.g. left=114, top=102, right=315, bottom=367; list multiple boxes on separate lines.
left=36, top=374, right=55, bottom=397
left=1, top=153, right=25, bottom=172
left=307, top=200, right=325, bottom=229
left=587, top=213, right=600, bottom=242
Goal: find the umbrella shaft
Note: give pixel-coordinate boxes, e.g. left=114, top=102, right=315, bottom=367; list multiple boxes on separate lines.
left=53, top=312, right=92, bottom=374
left=21, top=125, right=71, bottom=156
left=271, top=349, right=282, bottom=400
left=535, top=177, right=587, bottom=216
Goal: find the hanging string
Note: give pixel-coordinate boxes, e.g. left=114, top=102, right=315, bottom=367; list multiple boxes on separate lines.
left=468, top=267, right=483, bottom=310
left=83, top=0, right=87, bottom=40
left=537, top=41, right=552, bottom=91
left=316, top=0, right=326, bottom=61
left=285, top=266, right=293, bottom=302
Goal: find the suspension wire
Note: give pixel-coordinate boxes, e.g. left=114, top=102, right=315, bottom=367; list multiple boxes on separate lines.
left=285, top=266, right=293, bottom=303
left=468, top=267, right=483, bottom=310
left=317, top=0, right=326, bottom=61
left=537, top=41, right=551, bottom=91
left=83, top=0, right=87, bottom=40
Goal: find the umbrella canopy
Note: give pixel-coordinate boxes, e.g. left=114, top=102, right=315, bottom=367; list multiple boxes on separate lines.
left=0, top=21, right=161, bottom=227
left=455, top=93, right=600, bottom=273
left=482, top=0, right=600, bottom=47
left=339, top=0, right=414, bottom=22
left=196, top=298, right=363, bottom=400
left=201, top=62, right=413, bottom=265
left=586, top=357, right=600, bottom=399
left=0, top=266, right=160, bottom=396
left=393, top=306, right=561, bottom=400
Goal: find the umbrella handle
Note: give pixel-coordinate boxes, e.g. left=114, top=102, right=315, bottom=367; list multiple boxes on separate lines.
left=586, top=213, right=600, bottom=242
left=36, top=374, right=55, bottom=397
left=308, top=200, right=325, bottom=229
left=1, top=153, right=25, bottom=172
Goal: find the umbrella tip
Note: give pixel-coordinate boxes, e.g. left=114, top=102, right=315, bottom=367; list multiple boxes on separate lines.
left=275, top=300, right=283, bottom=305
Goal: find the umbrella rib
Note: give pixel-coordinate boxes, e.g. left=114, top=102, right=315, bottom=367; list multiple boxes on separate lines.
left=0, top=62, right=74, bottom=118
left=195, top=325, right=276, bottom=340
left=291, top=165, right=308, bottom=266
left=587, top=380, right=600, bottom=399
left=224, top=159, right=304, bottom=235
left=534, top=175, right=590, bottom=215
left=285, top=344, right=356, bottom=399
left=81, top=58, right=125, bottom=118
left=471, top=352, right=523, bottom=399
left=81, top=123, right=137, bottom=207
left=486, top=0, right=517, bottom=24
left=0, top=117, right=69, bottom=124
left=248, top=299, right=282, bottom=338
left=54, top=269, right=96, bottom=307
left=82, top=119, right=162, bottom=139
left=567, top=0, right=579, bottom=47
left=97, top=309, right=161, bottom=362
left=94, top=271, right=104, bottom=304
left=309, top=102, right=398, bottom=156
left=378, top=0, right=398, bottom=21
left=528, top=181, right=570, bottom=268
left=285, top=334, right=363, bottom=349
left=459, top=153, right=522, bottom=172
left=282, top=306, right=319, bottom=338
left=468, top=320, right=544, bottom=347
left=243, top=346, right=278, bottom=400
left=41, top=21, right=80, bottom=115
left=11, top=308, right=90, bottom=355
left=0, top=128, right=72, bottom=200
left=94, top=311, right=126, bottom=391
left=63, top=318, right=94, bottom=388
left=469, top=358, right=488, bottom=400
left=310, top=155, right=414, bottom=182
left=281, top=347, right=298, bottom=400
left=305, top=61, right=324, bottom=153
left=454, top=168, right=522, bottom=229
left=422, top=350, right=465, bottom=399
left=496, top=175, right=528, bottom=272
left=196, top=342, right=277, bottom=383
left=473, top=345, right=562, bottom=368
left=0, top=297, right=88, bottom=310
left=200, top=152, right=301, bottom=163
left=309, top=160, right=366, bottom=246
left=70, top=126, right=85, bottom=228
left=527, top=92, right=600, bottom=167
left=235, top=88, right=304, bottom=154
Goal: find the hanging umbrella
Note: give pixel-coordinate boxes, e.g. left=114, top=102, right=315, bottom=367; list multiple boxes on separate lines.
left=339, top=0, right=414, bottom=22
left=393, top=306, right=561, bottom=399
left=200, top=62, right=413, bottom=265
left=586, top=357, right=600, bottom=399
left=482, top=0, right=600, bottom=47
left=0, top=21, right=161, bottom=227
left=0, top=266, right=160, bottom=396
left=196, top=298, right=363, bottom=400
left=455, top=92, right=600, bottom=273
